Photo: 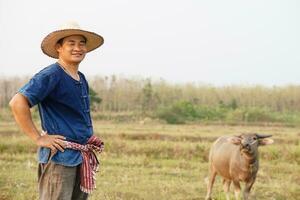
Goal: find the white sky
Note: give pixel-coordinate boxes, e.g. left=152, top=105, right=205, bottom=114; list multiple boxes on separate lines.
left=0, top=0, right=299, bottom=86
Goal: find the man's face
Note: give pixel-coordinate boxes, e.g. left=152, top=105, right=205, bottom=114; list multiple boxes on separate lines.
left=56, top=35, right=87, bottom=64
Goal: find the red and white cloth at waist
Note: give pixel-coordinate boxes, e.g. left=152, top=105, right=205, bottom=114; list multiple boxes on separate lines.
left=65, top=135, right=104, bottom=194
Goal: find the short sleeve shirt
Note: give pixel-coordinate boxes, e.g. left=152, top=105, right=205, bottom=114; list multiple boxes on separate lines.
left=19, top=63, right=93, bottom=166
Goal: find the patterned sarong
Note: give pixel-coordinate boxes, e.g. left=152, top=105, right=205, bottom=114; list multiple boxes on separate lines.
left=65, top=135, right=104, bottom=193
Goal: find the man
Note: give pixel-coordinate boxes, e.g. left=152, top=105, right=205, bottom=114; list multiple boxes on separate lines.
left=9, top=21, right=104, bottom=200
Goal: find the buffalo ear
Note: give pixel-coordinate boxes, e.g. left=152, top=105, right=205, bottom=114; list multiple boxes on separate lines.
left=259, top=138, right=274, bottom=146
left=227, top=136, right=242, bottom=145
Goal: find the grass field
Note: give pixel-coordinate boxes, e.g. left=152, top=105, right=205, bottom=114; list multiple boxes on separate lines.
left=0, top=120, right=299, bottom=200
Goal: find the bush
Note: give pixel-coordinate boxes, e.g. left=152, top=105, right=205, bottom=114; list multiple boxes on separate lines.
left=226, top=107, right=276, bottom=123
left=157, top=101, right=230, bottom=124
left=273, top=112, right=300, bottom=125
left=156, top=101, right=197, bottom=124
left=157, top=101, right=300, bottom=125
left=196, top=106, right=228, bottom=121
left=156, top=108, right=185, bottom=124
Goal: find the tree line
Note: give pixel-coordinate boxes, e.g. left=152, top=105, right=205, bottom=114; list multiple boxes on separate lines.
left=1, top=75, right=300, bottom=113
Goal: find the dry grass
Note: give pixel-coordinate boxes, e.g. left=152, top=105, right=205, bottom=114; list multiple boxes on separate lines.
left=0, top=121, right=299, bottom=200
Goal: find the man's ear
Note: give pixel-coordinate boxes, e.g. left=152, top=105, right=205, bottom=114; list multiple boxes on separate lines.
left=55, top=43, right=62, bottom=53
left=227, top=136, right=242, bottom=145
left=259, top=138, right=274, bottom=146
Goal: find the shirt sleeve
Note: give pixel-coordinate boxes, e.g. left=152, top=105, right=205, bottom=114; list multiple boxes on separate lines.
left=19, top=71, right=60, bottom=107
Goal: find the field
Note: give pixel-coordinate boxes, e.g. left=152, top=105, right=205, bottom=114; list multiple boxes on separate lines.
left=0, top=120, right=299, bottom=200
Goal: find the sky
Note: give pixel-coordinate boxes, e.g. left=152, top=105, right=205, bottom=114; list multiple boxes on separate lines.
left=0, top=0, right=299, bottom=86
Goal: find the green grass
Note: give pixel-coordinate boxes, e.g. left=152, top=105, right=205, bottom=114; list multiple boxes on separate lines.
left=0, top=121, right=299, bottom=199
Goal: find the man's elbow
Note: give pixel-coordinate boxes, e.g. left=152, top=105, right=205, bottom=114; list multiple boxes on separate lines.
left=9, top=93, right=28, bottom=110
left=9, top=95, right=17, bottom=109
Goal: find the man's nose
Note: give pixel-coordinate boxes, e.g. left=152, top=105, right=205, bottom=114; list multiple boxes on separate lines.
left=73, top=43, right=85, bottom=51
left=73, top=44, right=81, bottom=50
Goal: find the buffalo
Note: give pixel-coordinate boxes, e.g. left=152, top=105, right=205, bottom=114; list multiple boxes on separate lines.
left=205, top=133, right=274, bottom=200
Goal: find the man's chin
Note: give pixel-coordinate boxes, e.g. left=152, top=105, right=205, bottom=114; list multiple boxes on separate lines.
left=71, top=55, right=85, bottom=61
left=70, top=58, right=84, bottom=64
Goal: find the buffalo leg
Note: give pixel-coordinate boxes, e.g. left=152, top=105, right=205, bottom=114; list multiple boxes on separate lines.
left=243, top=178, right=256, bottom=200
left=232, top=181, right=241, bottom=200
left=223, top=179, right=231, bottom=200
left=205, top=168, right=217, bottom=200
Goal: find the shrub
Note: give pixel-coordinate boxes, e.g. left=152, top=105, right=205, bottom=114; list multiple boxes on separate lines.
left=156, top=101, right=197, bottom=124
left=196, top=106, right=228, bottom=121
left=157, top=101, right=300, bottom=125
left=156, top=101, right=230, bottom=124
left=226, top=107, right=276, bottom=123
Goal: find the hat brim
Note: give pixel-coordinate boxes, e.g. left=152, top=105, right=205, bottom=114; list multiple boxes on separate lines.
left=41, top=29, right=104, bottom=58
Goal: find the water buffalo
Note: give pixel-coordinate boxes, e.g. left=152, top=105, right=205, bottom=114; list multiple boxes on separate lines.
left=205, top=133, right=274, bottom=200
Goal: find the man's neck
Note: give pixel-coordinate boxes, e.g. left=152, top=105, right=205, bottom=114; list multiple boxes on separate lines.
left=58, top=59, right=79, bottom=71
left=57, top=59, right=80, bottom=80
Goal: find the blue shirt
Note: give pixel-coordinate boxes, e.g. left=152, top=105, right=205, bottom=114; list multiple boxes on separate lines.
left=19, top=63, right=93, bottom=166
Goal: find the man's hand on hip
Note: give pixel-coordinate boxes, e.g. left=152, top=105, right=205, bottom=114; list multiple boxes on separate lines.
left=36, top=131, right=66, bottom=152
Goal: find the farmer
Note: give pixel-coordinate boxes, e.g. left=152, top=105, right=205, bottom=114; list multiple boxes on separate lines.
left=9, top=21, right=104, bottom=200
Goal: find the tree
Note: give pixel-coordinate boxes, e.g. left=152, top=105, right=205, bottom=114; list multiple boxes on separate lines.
left=89, top=87, right=102, bottom=111
left=141, top=79, right=154, bottom=113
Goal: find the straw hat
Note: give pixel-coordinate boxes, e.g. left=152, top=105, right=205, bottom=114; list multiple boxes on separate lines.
left=41, top=21, right=104, bottom=58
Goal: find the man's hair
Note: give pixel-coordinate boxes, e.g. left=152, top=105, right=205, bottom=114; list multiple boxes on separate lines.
left=57, top=38, right=64, bottom=45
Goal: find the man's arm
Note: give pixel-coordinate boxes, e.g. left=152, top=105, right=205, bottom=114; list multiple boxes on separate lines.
left=9, top=93, right=66, bottom=152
